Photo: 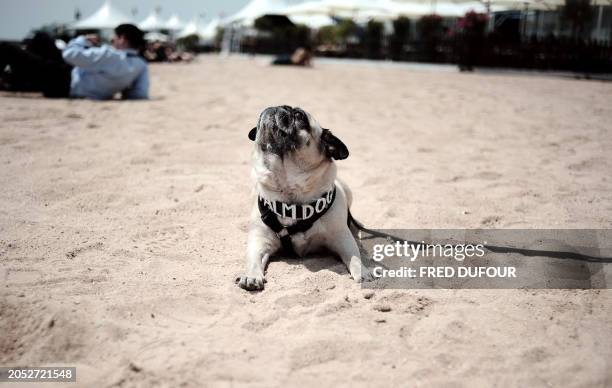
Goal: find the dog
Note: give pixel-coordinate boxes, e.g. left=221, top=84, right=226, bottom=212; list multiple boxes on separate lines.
left=237, top=105, right=372, bottom=290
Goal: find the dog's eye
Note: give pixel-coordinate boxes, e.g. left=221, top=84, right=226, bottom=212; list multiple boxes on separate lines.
left=294, top=111, right=304, bottom=121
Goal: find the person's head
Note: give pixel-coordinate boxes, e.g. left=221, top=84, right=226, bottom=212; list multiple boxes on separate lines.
left=113, top=24, right=145, bottom=50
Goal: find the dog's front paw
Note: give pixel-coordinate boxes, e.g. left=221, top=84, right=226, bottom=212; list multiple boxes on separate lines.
left=237, top=273, right=265, bottom=291
left=350, top=264, right=374, bottom=283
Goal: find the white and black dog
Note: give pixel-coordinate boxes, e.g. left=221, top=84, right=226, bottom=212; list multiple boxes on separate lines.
left=238, top=105, right=372, bottom=291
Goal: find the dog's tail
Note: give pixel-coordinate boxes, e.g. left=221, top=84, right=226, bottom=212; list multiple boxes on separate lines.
left=347, top=209, right=393, bottom=241
left=348, top=209, right=415, bottom=244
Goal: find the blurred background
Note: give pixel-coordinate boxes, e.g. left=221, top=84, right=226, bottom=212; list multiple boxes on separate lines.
left=2, top=0, right=611, bottom=73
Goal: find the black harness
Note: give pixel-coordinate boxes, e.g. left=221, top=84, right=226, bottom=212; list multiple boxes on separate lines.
left=258, top=186, right=337, bottom=255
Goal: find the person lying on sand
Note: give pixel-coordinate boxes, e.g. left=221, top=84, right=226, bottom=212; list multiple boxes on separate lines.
left=144, top=41, right=195, bottom=63
left=0, top=24, right=149, bottom=100
left=272, top=46, right=313, bottom=67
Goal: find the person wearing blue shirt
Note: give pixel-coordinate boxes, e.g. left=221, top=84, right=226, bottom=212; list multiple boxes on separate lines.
left=0, top=24, right=149, bottom=100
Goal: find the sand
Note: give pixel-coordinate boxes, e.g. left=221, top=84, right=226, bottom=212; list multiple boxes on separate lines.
left=1, top=55, right=611, bottom=387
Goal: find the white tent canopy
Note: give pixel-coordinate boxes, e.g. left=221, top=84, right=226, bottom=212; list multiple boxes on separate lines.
left=283, top=0, right=392, bottom=18
left=139, top=11, right=167, bottom=31
left=362, top=0, right=488, bottom=19
left=476, top=0, right=556, bottom=11
left=478, top=0, right=607, bottom=11
left=317, top=0, right=391, bottom=16
left=177, top=19, right=203, bottom=39
left=72, top=1, right=133, bottom=30
left=393, top=0, right=612, bottom=12
left=283, top=0, right=488, bottom=20
left=288, top=14, right=336, bottom=28
left=200, top=18, right=221, bottom=42
left=434, top=2, right=488, bottom=16
left=177, top=17, right=219, bottom=43
left=392, top=0, right=603, bottom=12
left=282, top=1, right=330, bottom=16
left=395, top=1, right=487, bottom=17
left=165, top=14, right=184, bottom=31
left=144, top=31, right=169, bottom=42
left=225, top=0, right=288, bottom=26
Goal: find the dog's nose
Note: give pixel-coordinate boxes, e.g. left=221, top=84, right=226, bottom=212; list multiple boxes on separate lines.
left=269, top=106, right=293, bottom=134
left=260, top=106, right=294, bottom=135
left=276, top=110, right=291, bottom=130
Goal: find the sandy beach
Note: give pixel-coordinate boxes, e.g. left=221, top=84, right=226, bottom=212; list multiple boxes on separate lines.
left=1, top=55, right=611, bottom=387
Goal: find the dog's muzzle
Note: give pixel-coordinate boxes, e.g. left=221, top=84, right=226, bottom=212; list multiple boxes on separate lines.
left=261, top=106, right=295, bottom=136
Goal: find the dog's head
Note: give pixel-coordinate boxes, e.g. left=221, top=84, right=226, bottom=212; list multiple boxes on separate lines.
left=248, top=106, right=348, bottom=164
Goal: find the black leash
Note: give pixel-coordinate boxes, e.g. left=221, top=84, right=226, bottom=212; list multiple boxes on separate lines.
left=347, top=213, right=612, bottom=264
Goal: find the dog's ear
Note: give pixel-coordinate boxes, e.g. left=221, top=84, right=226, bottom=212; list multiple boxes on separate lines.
left=248, top=127, right=257, bottom=141
left=321, top=129, right=349, bottom=160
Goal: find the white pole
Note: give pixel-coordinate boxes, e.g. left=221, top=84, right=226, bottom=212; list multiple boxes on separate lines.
left=521, top=3, right=529, bottom=39
left=486, top=0, right=493, bottom=33
left=595, top=5, right=603, bottom=41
